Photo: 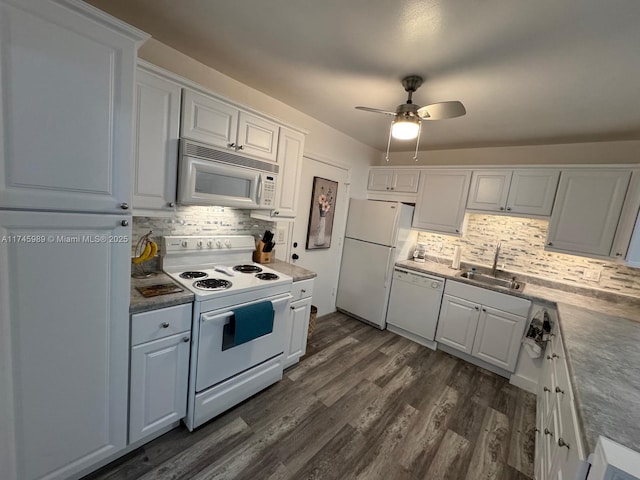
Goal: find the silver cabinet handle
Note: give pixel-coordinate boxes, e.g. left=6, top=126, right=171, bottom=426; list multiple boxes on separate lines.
left=547, top=353, right=558, bottom=360
left=290, top=306, right=295, bottom=310
left=182, top=336, right=190, bottom=343
left=227, top=142, right=236, bottom=148
left=544, top=428, right=553, bottom=436
left=506, top=207, right=512, bottom=211
left=237, top=145, right=244, bottom=150
left=161, top=322, right=169, bottom=328
left=121, top=220, right=129, bottom=226
left=558, top=438, right=570, bottom=449
left=274, top=211, right=280, bottom=215
left=482, top=308, right=487, bottom=312
left=120, top=202, right=129, bottom=210
left=548, top=242, right=553, bottom=246
left=543, top=386, right=551, bottom=392
left=169, top=202, right=175, bottom=208
left=499, top=207, right=504, bottom=211
left=615, top=252, right=622, bottom=256
left=474, top=306, right=479, bottom=310
left=555, top=386, right=565, bottom=394
left=301, top=289, right=306, bottom=293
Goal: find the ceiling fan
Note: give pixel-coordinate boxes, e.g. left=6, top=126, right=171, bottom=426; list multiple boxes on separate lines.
left=355, top=75, right=466, bottom=160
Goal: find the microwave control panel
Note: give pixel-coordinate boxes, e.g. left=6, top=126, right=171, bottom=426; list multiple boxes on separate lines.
left=262, top=175, right=276, bottom=206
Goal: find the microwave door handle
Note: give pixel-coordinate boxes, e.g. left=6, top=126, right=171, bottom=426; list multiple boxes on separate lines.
left=257, top=175, right=263, bottom=202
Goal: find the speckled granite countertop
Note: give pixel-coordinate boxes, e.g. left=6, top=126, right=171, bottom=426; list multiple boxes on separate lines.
left=396, top=258, right=640, bottom=453
left=129, top=272, right=194, bottom=314
left=268, top=260, right=317, bottom=282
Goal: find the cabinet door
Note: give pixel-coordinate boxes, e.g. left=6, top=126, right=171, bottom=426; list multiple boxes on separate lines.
left=367, top=169, right=394, bottom=191
left=129, top=333, right=190, bottom=443
left=435, top=294, right=479, bottom=354
left=0, top=210, right=131, bottom=480
left=467, top=170, right=512, bottom=212
left=392, top=169, right=421, bottom=193
left=273, top=128, right=305, bottom=218
left=0, top=0, right=144, bottom=214
left=471, top=306, right=527, bottom=372
left=237, top=112, right=279, bottom=162
left=413, top=170, right=471, bottom=235
left=181, top=89, right=238, bottom=148
left=132, top=68, right=181, bottom=213
left=547, top=169, right=631, bottom=256
left=507, top=169, right=560, bottom=216
left=283, top=297, right=312, bottom=369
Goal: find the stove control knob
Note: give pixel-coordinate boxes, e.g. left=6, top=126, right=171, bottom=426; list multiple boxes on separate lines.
left=181, top=241, right=188, bottom=248
left=216, top=240, right=222, bottom=248
left=197, top=241, right=203, bottom=248
left=225, top=240, right=232, bottom=248
left=207, top=241, right=213, bottom=248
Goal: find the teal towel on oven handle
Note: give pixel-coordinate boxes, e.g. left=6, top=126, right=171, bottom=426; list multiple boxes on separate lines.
left=232, top=301, right=275, bottom=346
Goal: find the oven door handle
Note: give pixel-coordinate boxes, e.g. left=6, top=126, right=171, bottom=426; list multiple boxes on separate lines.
left=200, top=311, right=234, bottom=326
left=199, top=294, right=293, bottom=325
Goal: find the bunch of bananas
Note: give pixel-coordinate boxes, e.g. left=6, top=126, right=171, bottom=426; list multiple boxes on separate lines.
left=132, top=233, right=158, bottom=264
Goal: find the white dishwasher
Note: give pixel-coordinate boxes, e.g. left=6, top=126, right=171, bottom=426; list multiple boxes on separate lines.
left=385, top=267, right=445, bottom=349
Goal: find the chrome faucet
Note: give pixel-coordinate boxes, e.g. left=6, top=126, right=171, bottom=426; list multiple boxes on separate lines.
left=491, top=242, right=502, bottom=277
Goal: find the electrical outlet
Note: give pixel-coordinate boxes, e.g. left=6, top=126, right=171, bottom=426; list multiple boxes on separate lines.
left=276, top=226, right=286, bottom=244
left=582, top=269, right=602, bottom=282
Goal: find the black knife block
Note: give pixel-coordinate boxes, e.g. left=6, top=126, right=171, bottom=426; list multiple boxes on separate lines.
left=253, top=241, right=273, bottom=264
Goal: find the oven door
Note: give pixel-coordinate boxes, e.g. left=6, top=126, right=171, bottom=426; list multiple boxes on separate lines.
left=178, top=155, right=261, bottom=208
left=195, top=293, right=291, bottom=392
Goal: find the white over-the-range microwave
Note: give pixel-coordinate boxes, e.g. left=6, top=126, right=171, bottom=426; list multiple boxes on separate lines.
left=178, top=139, right=278, bottom=209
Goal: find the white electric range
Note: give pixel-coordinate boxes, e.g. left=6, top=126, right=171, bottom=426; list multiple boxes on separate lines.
left=161, top=235, right=293, bottom=430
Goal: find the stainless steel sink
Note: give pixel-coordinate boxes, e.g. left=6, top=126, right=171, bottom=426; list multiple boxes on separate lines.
left=458, top=271, right=525, bottom=291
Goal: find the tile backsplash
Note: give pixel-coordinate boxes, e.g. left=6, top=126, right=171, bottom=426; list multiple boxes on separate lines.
left=132, top=206, right=274, bottom=254
left=416, top=213, right=640, bottom=297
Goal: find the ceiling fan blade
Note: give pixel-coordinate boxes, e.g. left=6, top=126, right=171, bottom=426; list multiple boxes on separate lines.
left=355, top=106, right=397, bottom=116
left=417, top=101, right=466, bottom=120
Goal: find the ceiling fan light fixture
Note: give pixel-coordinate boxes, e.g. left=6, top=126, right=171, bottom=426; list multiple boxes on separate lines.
left=391, top=115, right=420, bottom=140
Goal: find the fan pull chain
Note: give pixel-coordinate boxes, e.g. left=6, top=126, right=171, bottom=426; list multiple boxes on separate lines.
left=413, top=122, right=422, bottom=161
left=384, top=122, right=393, bottom=162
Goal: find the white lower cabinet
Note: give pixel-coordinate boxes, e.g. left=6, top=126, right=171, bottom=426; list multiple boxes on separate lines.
left=283, top=279, right=314, bottom=368
left=129, top=304, right=192, bottom=444
left=536, top=316, right=589, bottom=480
left=435, top=281, right=530, bottom=374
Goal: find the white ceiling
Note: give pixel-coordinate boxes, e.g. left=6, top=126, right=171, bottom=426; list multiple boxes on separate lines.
left=85, top=0, right=640, bottom=152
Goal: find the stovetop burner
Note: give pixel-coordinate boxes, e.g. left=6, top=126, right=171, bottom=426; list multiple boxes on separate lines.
left=179, top=271, right=208, bottom=279
left=255, top=273, right=279, bottom=281
left=233, top=264, right=263, bottom=273
left=193, top=278, right=232, bottom=290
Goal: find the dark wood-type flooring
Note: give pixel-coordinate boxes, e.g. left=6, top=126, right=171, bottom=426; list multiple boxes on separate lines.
left=86, top=312, right=536, bottom=480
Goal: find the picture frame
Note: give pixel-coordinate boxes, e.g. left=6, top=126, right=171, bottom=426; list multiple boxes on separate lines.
left=306, top=176, right=338, bottom=250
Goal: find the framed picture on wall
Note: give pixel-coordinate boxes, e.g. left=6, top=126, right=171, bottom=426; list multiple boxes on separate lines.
left=306, top=176, right=338, bottom=250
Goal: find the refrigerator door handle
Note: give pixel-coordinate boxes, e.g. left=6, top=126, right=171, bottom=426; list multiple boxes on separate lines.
left=383, top=248, right=396, bottom=289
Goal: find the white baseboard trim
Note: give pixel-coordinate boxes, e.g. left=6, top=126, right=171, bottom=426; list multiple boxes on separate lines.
left=509, top=373, right=538, bottom=394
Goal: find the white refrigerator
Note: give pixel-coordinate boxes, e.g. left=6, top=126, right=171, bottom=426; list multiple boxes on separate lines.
left=336, top=199, right=416, bottom=329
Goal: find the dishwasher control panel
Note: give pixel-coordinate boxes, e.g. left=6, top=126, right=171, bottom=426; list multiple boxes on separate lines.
left=393, top=267, right=444, bottom=289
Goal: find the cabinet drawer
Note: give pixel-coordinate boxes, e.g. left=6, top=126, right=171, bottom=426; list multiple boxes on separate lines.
left=291, top=279, right=314, bottom=300
left=132, top=303, right=192, bottom=345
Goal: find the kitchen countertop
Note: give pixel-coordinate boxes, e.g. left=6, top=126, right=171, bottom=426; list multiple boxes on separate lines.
left=268, top=260, right=317, bottom=282
left=396, top=258, right=640, bottom=453
left=129, top=272, right=195, bottom=314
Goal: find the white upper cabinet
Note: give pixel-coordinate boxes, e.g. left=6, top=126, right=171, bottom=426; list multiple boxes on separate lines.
left=132, top=65, right=181, bottom=213
left=368, top=168, right=420, bottom=193
left=413, top=170, right=471, bottom=235
left=467, top=169, right=560, bottom=216
left=273, top=128, right=305, bottom=218
left=547, top=169, right=631, bottom=257
left=181, top=89, right=279, bottom=162
left=0, top=0, right=147, bottom=214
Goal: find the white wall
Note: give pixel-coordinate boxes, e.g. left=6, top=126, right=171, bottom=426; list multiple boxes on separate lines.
left=139, top=39, right=378, bottom=179
left=381, top=140, right=640, bottom=166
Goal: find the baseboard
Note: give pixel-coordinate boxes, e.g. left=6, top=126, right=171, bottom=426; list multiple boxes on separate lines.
left=509, top=373, right=538, bottom=394
left=386, top=324, right=437, bottom=351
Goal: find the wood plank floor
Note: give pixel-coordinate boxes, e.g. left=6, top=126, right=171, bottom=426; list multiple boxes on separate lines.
left=85, top=312, right=536, bottom=480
